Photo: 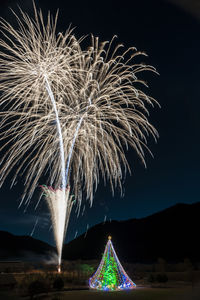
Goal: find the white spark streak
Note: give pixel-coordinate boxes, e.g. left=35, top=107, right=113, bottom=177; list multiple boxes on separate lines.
left=41, top=186, right=73, bottom=267
left=30, top=218, right=38, bottom=236
left=45, top=76, right=66, bottom=190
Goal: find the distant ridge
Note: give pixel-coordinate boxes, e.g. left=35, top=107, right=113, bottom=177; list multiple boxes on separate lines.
left=62, top=202, right=200, bottom=263
left=0, top=230, right=55, bottom=261
left=0, top=202, right=200, bottom=263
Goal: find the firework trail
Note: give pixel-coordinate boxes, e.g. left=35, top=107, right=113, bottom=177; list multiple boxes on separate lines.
left=45, top=76, right=66, bottom=190
left=103, top=215, right=107, bottom=224
left=84, top=223, right=89, bottom=238
left=30, top=217, right=39, bottom=237
left=45, top=75, right=68, bottom=269
left=74, top=230, right=78, bottom=239
left=81, top=205, right=86, bottom=216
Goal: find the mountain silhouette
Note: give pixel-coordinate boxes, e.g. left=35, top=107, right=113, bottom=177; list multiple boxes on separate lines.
left=0, top=202, right=199, bottom=263
left=0, top=231, right=55, bottom=261
left=62, top=202, right=200, bottom=263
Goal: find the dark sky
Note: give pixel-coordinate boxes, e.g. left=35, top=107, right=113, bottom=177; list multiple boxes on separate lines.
left=0, top=0, right=199, bottom=244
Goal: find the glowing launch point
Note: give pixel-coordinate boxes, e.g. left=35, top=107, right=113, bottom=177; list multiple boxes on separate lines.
left=89, top=236, right=136, bottom=291
left=58, top=265, right=61, bottom=273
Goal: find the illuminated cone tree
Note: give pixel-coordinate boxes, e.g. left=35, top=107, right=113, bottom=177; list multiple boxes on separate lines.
left=89, top=236, right=136, bottom=291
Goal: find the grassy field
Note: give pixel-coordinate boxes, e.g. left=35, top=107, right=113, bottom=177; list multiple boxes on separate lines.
left=48, top=287, right=200, bottom=300
left=1, top=287, right=200, bottom=300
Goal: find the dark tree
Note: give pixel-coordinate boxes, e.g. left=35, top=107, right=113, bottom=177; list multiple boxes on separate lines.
left=147, top=273, right=155, bottom=283
left=156, top=273, right=168, bottom=283
left=53, top=277, right=64, bottom=291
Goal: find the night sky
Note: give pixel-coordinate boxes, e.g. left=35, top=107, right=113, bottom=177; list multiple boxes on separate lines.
left=0, top=0, right=199, bottom=244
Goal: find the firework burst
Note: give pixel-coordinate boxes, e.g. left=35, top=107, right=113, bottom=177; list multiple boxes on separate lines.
left=0, top=3, right=159, bottom=270
left=0, top=6, right=158, bottom=205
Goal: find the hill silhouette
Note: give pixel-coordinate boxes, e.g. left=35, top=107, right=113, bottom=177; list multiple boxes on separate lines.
left=0, top=202, right=199, bottom=263
left=0, top=231, right=55, bottom=261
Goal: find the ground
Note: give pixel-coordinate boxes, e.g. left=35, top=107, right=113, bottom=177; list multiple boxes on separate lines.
left=1, top=287, right=200, bottom=300
left=47, top=287, right=200, bottom=300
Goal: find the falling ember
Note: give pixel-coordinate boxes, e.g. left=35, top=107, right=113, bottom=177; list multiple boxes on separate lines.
left=41, top=185, right=74, bottom=269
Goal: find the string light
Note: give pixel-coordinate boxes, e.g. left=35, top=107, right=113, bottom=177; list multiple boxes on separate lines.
left=89, top=236, right=136, bottom=291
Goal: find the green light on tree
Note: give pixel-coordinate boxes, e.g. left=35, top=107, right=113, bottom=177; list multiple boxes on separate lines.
left=89, top=236, right=136, bottom=291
